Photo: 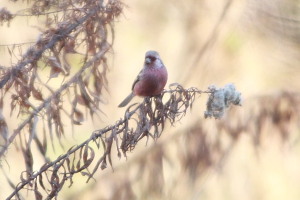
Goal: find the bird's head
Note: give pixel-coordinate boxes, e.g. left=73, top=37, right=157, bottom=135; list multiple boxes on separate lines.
left=144, top=50, right=164, bottom=68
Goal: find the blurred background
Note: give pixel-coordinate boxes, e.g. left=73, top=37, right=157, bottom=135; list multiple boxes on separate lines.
left=1, top=0, right=300, bottom=199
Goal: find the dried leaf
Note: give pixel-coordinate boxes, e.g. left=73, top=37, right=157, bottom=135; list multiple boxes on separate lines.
left=22, top=146, right=33, bottom=174
left=74, top=109, right=84, bottom=124
left=76, top=95, right=86, bottom=106
left=0, top=109, right=8, bottom=142
left=32, top=88, right=43, bottom=101
left=34, top=189, right=43, bottom=200
left=100, top=160, right=107, bottom=170
left=62, top=53, right=71, bottom=75
left=38, top=174, right=46, bottom=191
left=34, top=182, right=43, bottom=200
left=83, top=145, right=94, bottom=166
left=47, top=56, right=63, bottom=78
left=64, top=37, right=76, bottom=53
left=34, top=136, right=47, bottom=156
left=80, top=171, right=90, bottom=177
left=50, top=66, right=63, bottom=78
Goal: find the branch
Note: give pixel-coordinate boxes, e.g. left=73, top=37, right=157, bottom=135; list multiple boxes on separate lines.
left=5, top=99, right=137, bottom=200
left=0, top=43, right=110, bottom=159
left=5, top=83, right=242, bottom=200
left=0, top=6, right=99, bottom=89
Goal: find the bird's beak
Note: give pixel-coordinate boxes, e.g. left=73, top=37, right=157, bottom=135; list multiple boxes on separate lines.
left=145, top=57, right=151, bottom=64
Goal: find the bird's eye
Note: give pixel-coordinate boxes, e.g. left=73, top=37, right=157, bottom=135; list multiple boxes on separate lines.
left=145, top=56, right=156, bottom=64
left=147, top=56, right=156, bottom=61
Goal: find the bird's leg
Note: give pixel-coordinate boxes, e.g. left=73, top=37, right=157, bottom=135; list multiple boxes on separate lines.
left=144, top=97, right=151, bottom=104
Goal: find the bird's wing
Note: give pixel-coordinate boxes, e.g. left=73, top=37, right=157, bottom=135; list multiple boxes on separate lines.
left=131, top=68, right=143, bottom=91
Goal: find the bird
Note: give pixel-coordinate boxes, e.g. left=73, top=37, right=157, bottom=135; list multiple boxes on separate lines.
left=118, top=50, right=168, bottom=107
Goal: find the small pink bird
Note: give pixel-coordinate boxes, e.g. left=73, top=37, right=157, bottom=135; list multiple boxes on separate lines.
left=118, top=51, right=168, bottom=107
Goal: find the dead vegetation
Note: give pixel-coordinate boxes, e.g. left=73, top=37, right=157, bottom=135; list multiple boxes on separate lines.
left=1, top=0, right=299, bottom=199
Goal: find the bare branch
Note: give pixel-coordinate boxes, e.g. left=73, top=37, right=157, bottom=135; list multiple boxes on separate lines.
left=180, top=0, right=233, bottom=83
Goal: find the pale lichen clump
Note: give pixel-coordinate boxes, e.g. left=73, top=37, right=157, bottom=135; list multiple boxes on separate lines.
left=205, top=84, right=242, bottom=119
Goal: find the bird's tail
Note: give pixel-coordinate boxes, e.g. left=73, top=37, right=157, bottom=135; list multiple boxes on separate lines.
left=118, top=93, right=135, bottom=107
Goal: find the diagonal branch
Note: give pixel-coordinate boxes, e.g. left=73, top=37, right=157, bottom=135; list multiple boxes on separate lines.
left=181, top=0, right=233, bottom=83
left=0, top=6, right=99, bottom=89
left=0, top=43, right=110, bottom=159
left=5, top=100, right=140, bottom=200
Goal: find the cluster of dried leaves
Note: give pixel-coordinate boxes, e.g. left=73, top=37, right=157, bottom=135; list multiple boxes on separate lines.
left=0, top=7, right=13, bottom=25
left=2, top=83, right=241, bottom=199
left=0, top=0, right=123, bottom=159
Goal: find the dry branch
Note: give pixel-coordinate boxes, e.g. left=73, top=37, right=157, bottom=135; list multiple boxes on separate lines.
left=0, top=43, right=110, bottom=158
left=0, top=6, right=95, bottom=89
left=4, top=83, right=242, bottom=200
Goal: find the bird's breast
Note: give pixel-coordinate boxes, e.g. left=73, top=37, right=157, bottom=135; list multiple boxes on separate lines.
left=133, top=67, right=167, bottom=97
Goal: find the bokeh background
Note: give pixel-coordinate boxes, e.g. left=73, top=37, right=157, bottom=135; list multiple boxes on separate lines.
left=1, top=0, right=300, bottom=199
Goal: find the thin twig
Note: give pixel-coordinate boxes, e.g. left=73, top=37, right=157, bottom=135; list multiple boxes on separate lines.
left=181, top=0, right=233, bottom=83
left=15, top=8, right=86, bottom=17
